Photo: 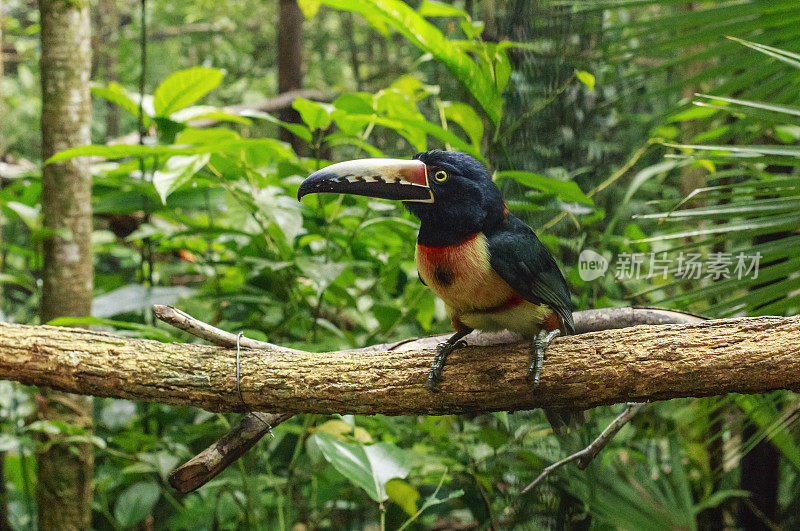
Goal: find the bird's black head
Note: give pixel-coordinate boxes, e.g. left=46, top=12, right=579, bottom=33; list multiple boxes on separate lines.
left=297, top=150, right=505, bottom=246
left=407, top=150, right=504, bottom=246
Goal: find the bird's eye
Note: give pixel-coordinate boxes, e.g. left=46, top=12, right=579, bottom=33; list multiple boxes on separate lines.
left=433, top=170, right=448, bottom=182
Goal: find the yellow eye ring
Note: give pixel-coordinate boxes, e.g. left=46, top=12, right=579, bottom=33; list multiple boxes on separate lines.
left=433, top=170, right=448, bottom=182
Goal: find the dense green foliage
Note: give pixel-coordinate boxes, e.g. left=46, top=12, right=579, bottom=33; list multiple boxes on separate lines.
left=1, top=0, right=799, bottom=528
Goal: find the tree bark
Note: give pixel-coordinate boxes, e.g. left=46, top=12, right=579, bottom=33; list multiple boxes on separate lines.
left=0, top=316, right=798, bottom=415
left=277, top=0, right=304, bottom=152
left=38, top=0, right=94, bottom=528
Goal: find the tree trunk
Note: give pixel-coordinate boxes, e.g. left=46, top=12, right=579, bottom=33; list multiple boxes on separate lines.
left=0, top=315, right=798, bottom=415
left=95, top=0, right=120, bottom=138
left=0, top=0, right=4, bottom=155
left=277, top=0, right=304, bottom=153
left=739, top=422, right=779, bottom=530
left=0, top=0, right=6, bottom=154
left=678, top=2, right=708, bottom=204
left=0, top=12, right=8, bottom=524
left=1, top=0, right=5, bottom=320
left=0, top=454, right=7, bottom=531
left=38, top=0, right=94, bottom=529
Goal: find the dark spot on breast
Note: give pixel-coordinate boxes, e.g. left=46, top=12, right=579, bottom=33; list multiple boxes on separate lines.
left=434, top=265, right=454, bottom=286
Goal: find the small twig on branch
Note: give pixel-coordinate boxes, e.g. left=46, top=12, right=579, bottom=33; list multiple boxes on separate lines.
left=153, top=305, right=300, bottom=352
left=168, top=412, right=293, bottom=493
left=519, top=402, right=646, bottom=497
left=152, top=305, right=294, bottom=492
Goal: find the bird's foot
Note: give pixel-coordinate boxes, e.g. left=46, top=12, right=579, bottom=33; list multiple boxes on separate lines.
left=528, top=329, right=561, bottom=388
left=427, top=338, right=468, bottom=392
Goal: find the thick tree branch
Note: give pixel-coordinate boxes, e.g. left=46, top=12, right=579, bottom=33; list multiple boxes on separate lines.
left=0, top=315, right=797, bottom=415
left=161, top=306, right=705, bottom=492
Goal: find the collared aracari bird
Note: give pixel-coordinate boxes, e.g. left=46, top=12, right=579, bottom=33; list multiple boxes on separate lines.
left=297, top=150, right=574, bottom=392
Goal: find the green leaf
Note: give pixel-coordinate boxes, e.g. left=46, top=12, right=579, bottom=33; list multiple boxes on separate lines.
left=728, top=36, right=800, bottom=70
left=319, top=0, right=504, bottom=124
left=479, top=427, right=509, bottom=449
left=664, top=142, right=800, bottom=159
left=373, top=304, right=402, bottom=330
left=169, top=105, right=252, bottom=125
left=417, top=0, right=469, bottom=19
left=442, top=101, right=483, bottom=147
left=667, top=105, right=719, bottom=123
left=0, top=434, right=18, bottom=453
left=253, top=186, right=305, bottom=243
left=46, top=144, right=197, bottom=163
left=295, top=258, right=348, bottom=295
left=333, top=93, right=375, bottom=115
left=0, top=272, right=36, bottom=292
left=92, top=82, right=150, bottom=127
left=47, top=138, right=294, bottom=164
left=575, top=70, right=596, bottom=91
left=153, top=154, right=210, bottom=203
left=460, top=19, right=484, bottom=40
left=4, top=201, right=40, bottom=229
left=495, top=170, right=593, bottom=204
left=137, top=451, right=181, bottom=482
left=113, top=482, right=160, bottom=527
left=696, top=93, right=800, bottom=118
left=775, top=125, right=800, bottom=143
left=292, top=97, right=333, bottom=131
left=364, top=114, right=482, bottom=159
left=733, top=394, right=800, bottom=472
left=325, top=134, right=387, bottom=157
left=153, top=67, right=225, bottom=117
left=312, top=432, right=410, bottom=502
left=238, top=109, right=314, bottom=142
left=386, top=478, right=420, bottom=516
left=297, top=0, right=321, bottom=18
left=693, top=489, right=749, bottom=514
left=91, top=284, right=195, bottom=318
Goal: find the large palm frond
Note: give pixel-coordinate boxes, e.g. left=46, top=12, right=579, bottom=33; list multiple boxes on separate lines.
left=634, top=40, right=800, bottom=317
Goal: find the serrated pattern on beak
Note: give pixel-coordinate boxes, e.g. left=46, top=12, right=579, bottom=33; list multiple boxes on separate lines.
left=332, top=173, right=422, bottom=186
left=298, top=158, right=434, bottom=203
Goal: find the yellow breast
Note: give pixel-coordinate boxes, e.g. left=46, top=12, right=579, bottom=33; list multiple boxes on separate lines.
left=415, top=233, right=515, bottom=313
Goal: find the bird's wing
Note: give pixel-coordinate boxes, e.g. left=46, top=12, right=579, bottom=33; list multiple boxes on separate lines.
left=487, top=216, right=575, bottom=335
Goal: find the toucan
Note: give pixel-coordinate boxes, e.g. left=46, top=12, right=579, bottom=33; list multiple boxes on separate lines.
left=297, top=150, right=574, bottom=393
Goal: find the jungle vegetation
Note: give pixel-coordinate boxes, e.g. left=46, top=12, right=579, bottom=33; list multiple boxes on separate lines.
left=0, top=0, right=799, bottom=528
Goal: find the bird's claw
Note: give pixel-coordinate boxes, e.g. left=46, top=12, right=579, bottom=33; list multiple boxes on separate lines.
left=528, top=329, right=560, bottom=389
left=427, top=339, right=468, bottom=392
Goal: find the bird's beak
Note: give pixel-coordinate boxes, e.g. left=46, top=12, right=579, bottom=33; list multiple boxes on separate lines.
left=297, top=158, right=433, bottom=203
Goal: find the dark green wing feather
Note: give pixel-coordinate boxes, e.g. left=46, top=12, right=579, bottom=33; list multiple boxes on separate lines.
left=487, top=215, right=575, bottom=335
